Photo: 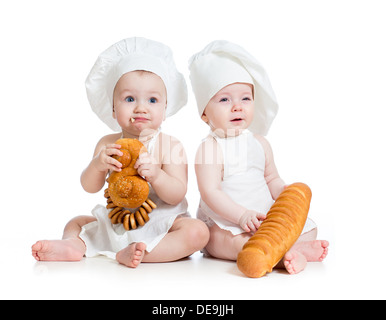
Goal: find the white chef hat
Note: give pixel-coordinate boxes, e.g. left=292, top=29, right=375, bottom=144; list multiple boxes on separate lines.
left=85, top=37, right=188, bottom=132
left=188, top=40, right=278, bottom=136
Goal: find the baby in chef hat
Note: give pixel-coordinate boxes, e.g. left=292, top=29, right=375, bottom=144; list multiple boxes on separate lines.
left=32, top=37, right=209, bottom=268
left=189, top=40, right=328, bottom=274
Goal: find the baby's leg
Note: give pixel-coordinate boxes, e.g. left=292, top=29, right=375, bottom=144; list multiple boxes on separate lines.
left=144, top=217, right=209, bottom=263
left=205, top=224, right=250, bottom=261
left=32, top=215, right=95, bottom=261
left=116, top=217, right=209, bottom=267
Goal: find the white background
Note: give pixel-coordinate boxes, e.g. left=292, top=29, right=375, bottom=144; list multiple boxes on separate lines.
left=1, top=0, right=385, bottom=299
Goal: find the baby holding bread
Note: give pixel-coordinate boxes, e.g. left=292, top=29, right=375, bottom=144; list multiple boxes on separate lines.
left=189, top=40, right=329, bottom=275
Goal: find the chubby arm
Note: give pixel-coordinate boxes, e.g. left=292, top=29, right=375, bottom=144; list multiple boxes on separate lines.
left=195, top=138, right=249, bottom=225
left=255, top=135, right=286, bottom=200
left=80, top=134, right=122, bottom=193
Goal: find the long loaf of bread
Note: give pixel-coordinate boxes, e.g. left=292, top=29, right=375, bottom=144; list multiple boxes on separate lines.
left=237, top=182, right=312, bottom=278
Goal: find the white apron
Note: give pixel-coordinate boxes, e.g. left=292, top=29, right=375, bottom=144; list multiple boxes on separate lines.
left=197, top=130, right=315, bottom=236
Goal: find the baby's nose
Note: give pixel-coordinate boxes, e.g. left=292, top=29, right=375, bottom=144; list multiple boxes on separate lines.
left=134, top=102, right=147, bottom=112
left=231, top=102, right=243, bottom=111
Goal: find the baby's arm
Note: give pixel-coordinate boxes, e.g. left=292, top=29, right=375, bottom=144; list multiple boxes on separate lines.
left=255, top=135, right=286, bottom=200
left=195, top=138, right=265, bottom=232
left=135, top=135, right=187, bottom=206
left=80, top=134, right=122, bottom=193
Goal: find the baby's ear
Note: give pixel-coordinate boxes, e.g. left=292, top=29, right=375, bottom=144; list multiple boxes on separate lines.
left=201, top=113, right=209, bottom=124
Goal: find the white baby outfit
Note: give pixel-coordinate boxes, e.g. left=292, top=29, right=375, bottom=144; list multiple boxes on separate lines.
left=197, top=129, right=316, bottom=236
left=80, top=131, right=189, bottom=259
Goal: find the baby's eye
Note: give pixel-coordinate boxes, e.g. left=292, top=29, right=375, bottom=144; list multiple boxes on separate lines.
left=125, top=96, right=135, bottom=102
left=242, top=97, right=252, bottom=101
left=219, top=98, right=229, bottom=103
left=149, top=97, right=157, bottom=104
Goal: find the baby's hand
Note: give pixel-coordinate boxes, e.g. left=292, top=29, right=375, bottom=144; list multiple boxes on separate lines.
left=134, top=152, right=161, bottom=183
left=239, top=210, right=267, bottom=233
left=94, top=144, right=123, bottom=173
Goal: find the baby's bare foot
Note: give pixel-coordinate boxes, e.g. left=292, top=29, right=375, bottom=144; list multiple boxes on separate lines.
left=116, top=242, right=147, bottom=268
left=283, top=250, right=307, bottom=275
left=31, top=239, right=85, bottom=261
left=292, top=240, right=329, bottom=262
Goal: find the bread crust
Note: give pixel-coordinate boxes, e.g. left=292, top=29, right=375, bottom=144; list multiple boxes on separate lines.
left=237, top=183, right=312, bottom=278
left=104, top=138, right=157, bottom=231
left=108, top=139, right=149, bottom=208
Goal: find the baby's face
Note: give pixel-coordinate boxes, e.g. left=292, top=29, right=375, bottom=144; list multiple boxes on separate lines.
left=202, top=83, right=254, bottom=137
left=113, top=71, right=167, bottom=135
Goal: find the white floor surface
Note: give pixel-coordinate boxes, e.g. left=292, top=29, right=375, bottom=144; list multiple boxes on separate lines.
left=1, top=224, right=384, bottom=300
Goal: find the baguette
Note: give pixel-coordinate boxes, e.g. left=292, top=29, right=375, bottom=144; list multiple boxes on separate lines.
left=237, top=182, right=311, bottom=278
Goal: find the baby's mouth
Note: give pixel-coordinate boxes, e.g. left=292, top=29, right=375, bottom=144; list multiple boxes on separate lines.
left=130, top=117, right=149, bottom=123
left=231, top=118, right=244, bottom=122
